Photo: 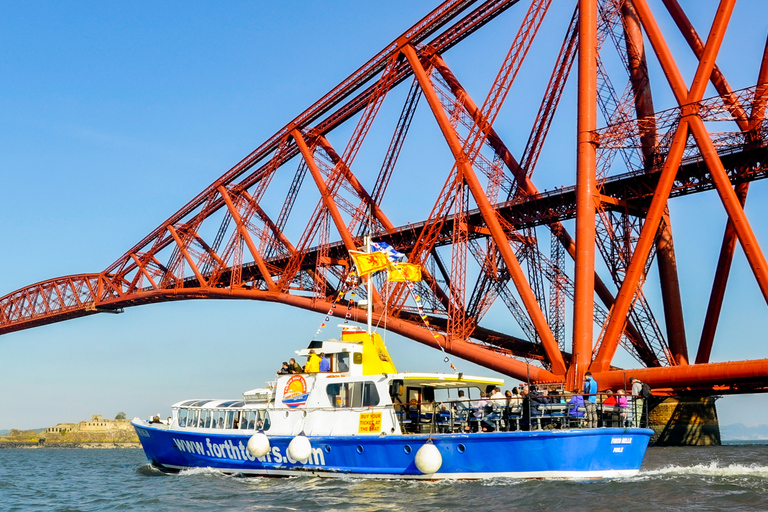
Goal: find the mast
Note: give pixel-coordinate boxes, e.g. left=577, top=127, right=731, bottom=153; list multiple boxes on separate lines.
left=365, top=233, right=373, bottom=337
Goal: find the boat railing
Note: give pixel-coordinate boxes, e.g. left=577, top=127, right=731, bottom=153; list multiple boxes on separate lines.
left=394, top=394, right=649, bottom=434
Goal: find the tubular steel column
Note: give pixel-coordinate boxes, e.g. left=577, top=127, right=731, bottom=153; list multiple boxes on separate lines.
left=572, top=0, right=597, bottom=386
left=623, top=0, right=688, bottom=365
left=402, top=43, right=567, bottom=375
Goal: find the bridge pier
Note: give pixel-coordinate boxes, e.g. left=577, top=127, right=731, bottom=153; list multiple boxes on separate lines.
left=648, top=395, right=721, bottom=446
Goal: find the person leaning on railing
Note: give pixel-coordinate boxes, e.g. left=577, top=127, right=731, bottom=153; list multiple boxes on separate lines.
left=629, top=377, right=650, bottom=427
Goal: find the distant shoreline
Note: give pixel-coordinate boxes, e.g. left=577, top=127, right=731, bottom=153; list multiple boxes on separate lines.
left=0, top=442, right=141, bottom=449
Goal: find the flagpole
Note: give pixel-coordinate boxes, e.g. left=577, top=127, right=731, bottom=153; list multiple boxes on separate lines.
left=365, top=233, right=373, bottom=337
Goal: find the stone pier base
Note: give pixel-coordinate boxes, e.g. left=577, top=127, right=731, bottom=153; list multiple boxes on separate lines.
left=648, top=395, right=721, bottom=446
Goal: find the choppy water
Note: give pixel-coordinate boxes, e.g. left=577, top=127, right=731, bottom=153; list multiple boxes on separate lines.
left=1, top=445, right=767, bottom=511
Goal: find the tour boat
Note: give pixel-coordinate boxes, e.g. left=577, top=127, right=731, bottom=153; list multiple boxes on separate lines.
left=132, top=325, right=653, bottom=479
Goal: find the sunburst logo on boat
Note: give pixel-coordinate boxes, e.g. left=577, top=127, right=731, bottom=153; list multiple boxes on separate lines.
left=282, top=375, right=309, bottom=408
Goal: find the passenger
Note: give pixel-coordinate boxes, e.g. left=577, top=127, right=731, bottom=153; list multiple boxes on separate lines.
left=319, top=352, right=331, bottom=372
left=616, top=389, right=629, bottom=426
left=233, top=417, right=239, bottom=429
left=490, top=386, right=505, bottom=405
left=277, top=362, right=291, bottom=374
left=629, top=376, right=649, bottom=427
left=471, top=392, right=491, bottom=431
left=304, top=350, right=321, bottom=373
left=436, top=404, right=451, bottom=433
left=567, top=389, right=585, bottom=422
left=151, top=415, right=162, bottom=424
left=453, top=390, right=470, bottom=414
left=288, top=358, right=303, bottom=374
left=509, top=387, right=523, bottom=406
left=549, top=385, right=564, bottom=404
left=474, top=392, right=490, bottom=417
left=602, top=389, right=616, bottom=406
left=583, top=372, right=598, bottom=428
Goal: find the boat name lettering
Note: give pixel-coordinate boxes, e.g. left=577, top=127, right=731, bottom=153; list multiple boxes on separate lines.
left=610, top=437, right=632, bottom=445
left=172, top=437, right=325, bottom=466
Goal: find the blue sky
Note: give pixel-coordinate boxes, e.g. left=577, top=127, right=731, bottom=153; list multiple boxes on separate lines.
left=1, top=1, right=767, bottom=430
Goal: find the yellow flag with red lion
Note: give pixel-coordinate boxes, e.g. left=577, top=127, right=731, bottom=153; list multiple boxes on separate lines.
left=350, top=251, right=390, bottom=276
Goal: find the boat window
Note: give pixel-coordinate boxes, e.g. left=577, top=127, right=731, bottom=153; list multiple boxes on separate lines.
left=327, top=382, right=380, bottom=408
left=240, top=410, right=253, bottom=429
left=177, top=408, right=189, bottom=427
left=259, top=410, right=271, bottom=431
left=213, top=410, right=225, bottom=429
left=225, top=410, right=236, bottom=429
left=362, top=382, right=380, bottom=407
left=191, top=399, right=214, bottom=407
left=189, top=409, right=201, bottom=428
left=336, top=353, right=350, bottom=372
left=201, top=409, right=212, bottom=428
left=241, top=411, right=253, bottom=429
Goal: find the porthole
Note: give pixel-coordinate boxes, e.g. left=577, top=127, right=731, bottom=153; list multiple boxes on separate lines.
left=284, top=411, right=289, bottom=418
left=457, top=444, right=466, bottom=453
left=324, top=445, right=331, bottom=453
left=403, top=445, right=412, bottom=454
left=302, top=411, right=307, bottom=418
left=356, top=445, right=364, bottom=454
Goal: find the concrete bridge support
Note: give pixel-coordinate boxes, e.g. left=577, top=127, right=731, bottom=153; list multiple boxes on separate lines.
left=648, top=396, right=721, bottom=446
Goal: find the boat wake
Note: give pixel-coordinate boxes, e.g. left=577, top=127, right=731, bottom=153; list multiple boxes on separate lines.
left=178, top=466, right=230, bottom=477
left=135, top=464, right=170, bottom=477
left=640, top=461, right=768, bottom=479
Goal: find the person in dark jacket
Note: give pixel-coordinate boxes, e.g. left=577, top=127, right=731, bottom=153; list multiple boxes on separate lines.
left=288, top=358, right=303, bottom=374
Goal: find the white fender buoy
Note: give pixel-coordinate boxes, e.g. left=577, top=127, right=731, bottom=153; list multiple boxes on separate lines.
left=247, top=431, right=271, bottom=458
left=287, top=433, right=312, bottom=463
left=415, top=441, right=442, bottom=474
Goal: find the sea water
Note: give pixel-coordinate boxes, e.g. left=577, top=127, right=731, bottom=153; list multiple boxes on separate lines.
left=1, top=444, right=767, bottom=511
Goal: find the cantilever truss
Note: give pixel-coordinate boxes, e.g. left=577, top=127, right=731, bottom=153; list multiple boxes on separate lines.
left=2, top=0, right=768, bottom=395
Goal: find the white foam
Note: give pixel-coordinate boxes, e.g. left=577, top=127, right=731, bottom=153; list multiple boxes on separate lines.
left=641, top=461, right=768, bottom=478
left=178, top=466, right=228, bottom=477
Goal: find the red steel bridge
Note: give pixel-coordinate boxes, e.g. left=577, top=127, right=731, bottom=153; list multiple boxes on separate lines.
left=1, top=0, right=767, bottom=396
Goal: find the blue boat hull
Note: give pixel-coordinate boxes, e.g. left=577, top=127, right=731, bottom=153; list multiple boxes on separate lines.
left=133, top=421, right=653, bottom=479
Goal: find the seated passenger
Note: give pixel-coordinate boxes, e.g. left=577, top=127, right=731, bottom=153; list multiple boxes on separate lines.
left=151, top=415, right=162, bottom=424
left=277, top=362, right=291, bottom=374
left=436, top=405, right=451, bottom=433
left=474, top=392, right=490, bottom=418
left=489, top=386, right=505, bottom=406
left=453, top=390, right=470, bottom=413
left=602, top=390, right=616, bottom=407
left=567, top=389, right=585, bottom=417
